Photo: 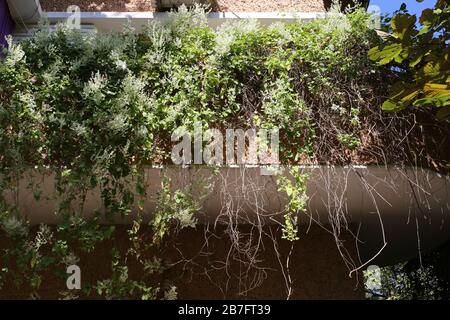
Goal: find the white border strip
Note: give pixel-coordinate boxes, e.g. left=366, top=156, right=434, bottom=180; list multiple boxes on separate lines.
left=42, top=11, right=323, bottom=31
left=45, top=11, right=323, bottom=20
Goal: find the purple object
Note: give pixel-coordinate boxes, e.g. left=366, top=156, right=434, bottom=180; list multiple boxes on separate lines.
left=0, top=0, right=14, bottom=49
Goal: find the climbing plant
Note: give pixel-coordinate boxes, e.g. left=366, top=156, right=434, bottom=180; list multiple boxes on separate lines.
left=0, top=5, right=448, bottom=299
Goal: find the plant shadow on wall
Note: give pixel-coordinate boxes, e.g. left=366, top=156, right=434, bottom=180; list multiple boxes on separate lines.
left=0, top=4, right=449, bottom=299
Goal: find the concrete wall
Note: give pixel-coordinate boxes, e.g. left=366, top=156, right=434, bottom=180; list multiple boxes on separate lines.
left=3, top=165, right=449, bottom=265
left=42, top=11, right=322, bottom=32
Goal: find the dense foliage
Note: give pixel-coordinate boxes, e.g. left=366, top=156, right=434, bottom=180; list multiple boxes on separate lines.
left=0, top=6, right=386, bottom=171
left=0, top=6, right=448, bottom=299
left=368, top=0, right=449, bottom=120
left=364, top=263, right=442, bottom=300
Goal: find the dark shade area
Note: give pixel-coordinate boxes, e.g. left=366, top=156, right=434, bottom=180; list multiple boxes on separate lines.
left=0, top=225, right=364, bottom=299
left=0, top=0, right=14, bottom=49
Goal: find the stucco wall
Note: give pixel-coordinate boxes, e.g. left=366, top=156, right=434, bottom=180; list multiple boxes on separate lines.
left=3, top=165, right=450, bottom=266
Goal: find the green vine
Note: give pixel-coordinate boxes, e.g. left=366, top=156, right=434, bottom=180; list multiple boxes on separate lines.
left=0, top=5, right=415, bottom=298
left=276, top=167, right=309, bottom=242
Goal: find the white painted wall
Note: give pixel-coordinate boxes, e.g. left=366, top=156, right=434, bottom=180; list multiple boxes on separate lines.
left=3, top=165, right=450, bottom=264
left=43, top=11, right=322, bottom=32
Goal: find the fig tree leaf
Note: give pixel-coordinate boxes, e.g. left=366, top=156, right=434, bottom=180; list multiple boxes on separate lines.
left=391, top=14, right=416, bottom=41
left=368, top=44, right=405, bottom=65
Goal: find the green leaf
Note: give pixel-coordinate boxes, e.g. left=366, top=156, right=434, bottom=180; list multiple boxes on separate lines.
left=383, top=82, right=421, bottom=111
left=413, top=83, right=450, bottom=107
left=391, top=14, right=417, bottom=41
left=368, top=44, right=405, bottom=65
left=382, top=99, right=401, bottom=111
left=409, top=47, right=431, bottom=67
left=419, top=8, right=435, bottom=27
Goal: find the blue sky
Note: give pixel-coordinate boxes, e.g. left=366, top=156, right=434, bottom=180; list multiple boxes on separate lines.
left=370, top=0, right=437, bottom=15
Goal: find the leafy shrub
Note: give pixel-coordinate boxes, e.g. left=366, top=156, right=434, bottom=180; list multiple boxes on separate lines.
left=0, top=6, right=447, bottom=299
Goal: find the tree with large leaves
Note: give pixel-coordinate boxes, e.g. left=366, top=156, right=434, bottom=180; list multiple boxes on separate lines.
left=368, top=0, right=449, bottom=120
